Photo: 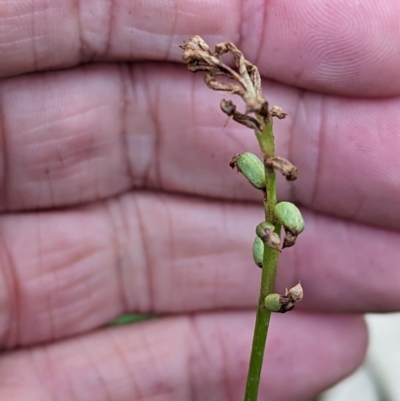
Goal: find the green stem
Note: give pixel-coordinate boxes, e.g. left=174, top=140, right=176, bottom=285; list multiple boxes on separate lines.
left=244, top=121, right=280, bottom=401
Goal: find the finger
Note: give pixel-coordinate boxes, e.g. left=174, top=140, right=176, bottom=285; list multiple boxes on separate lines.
left=0, top=192, right=398, bottom=347
left=1, top=63, right=399, bottom=230
left=1, top=0, right=400, bottom=96
left=0, top=312, right=367, bottom=401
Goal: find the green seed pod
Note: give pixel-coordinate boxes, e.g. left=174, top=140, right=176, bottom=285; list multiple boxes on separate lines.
left=264, top=293, right=283, bottom=312
left=264, top=293, right=293, bottom=313
left=230, top=152, right=266, bottom=190
left=274, top=202, right=305, bottom=235
left=252, top=236, right=264, bottom=268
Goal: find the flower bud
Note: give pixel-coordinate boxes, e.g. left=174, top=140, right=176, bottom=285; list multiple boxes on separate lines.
left=255, top=222, right=281, bottom=251
left=230, top=152, right=266, bottom=190
left=252, top=236, right=264, bottom=268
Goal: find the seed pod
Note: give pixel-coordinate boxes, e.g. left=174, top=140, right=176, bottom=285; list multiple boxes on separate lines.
left=252, top=236, right=264, bottom=268
left=264, top=293, right=285, bottom=312
left=230, top=152, right=266, bottom=190
left=274, top=202, right=305, bottom=235
left=264, top=293, right=293, bottom=313
left=255, top=222, right=281, bottom=251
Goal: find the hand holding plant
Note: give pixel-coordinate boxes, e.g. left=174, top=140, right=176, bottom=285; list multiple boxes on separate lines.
left=0, top=2, right=399, bottom=401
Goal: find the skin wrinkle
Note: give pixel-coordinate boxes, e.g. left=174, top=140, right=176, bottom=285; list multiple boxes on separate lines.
left=22, top=240, right=55, bottom=345
left=31, top=345, right=67, bottom=401
left=12, top=211, right=118, bottom=345
left=187, top=315, right=209, bottom=401
left=0, top=227, right=18, bottom=348
left=37, top=213, right=57, bottom=343
left=186, top=346, right=197, bottom=401
left=0, top=0, right=399, bottom=95
left=76, top=67, right=93, bottom=205
left=30, top=0, right=38, bottom=72
left=104, top=198, right=129, bottom=315
left=74, top=0, right=84, bottom=62
left=91, top=131, right=100, bottom=203
left=49, top=147, right=64, bottom=207
left=237, top=0, right=266, bottom=62
left=309, top=95, right=327, bottom=209
left=118, top=64, right=134, bottom=188
left=12, top=67, right=130, bottom=208
left=27, top=347, right=51, bottom=400
left=3, top=61, right=397, bottom=222
left=215, top=322, right=234, bottom=401
left=80, top=342, right=114, bottom=401
left=79, top=270, right=98, bottom=339
left=91, top=0, right=114, bottom=61
left=162, top=195, right=177, bottom=309
left=0, top=313, right=367, bottom=400
left=253, top=0, right=267, bottom=70
left=137, top=323, right=169, bottom=399
left=189, top=71, right=197, bottom=196
left=286, top=87, right=305, bottom=203
left=285, top=87, right=322, bottom=204
left=237, top=0, right=245, bottom=50
left=164, top=1, right=178, bottom=62
left=55, top=345, right=85, bottom=401
left=146, top=65, right=164, bottom=190
left=104, top=0, right=115, bottom=59
left=22, top=101, right=111, bottom=137
left=213, top=203, right=229, bottom=307
left=0, top=89, right=8, bottom=210
left=30, top=0, right=58, bottom=73
left=109, top=330, right=143, bottom=400
left=128, top=65, right=152, bottom=188
left=131, top=194, right=154, bottom=313
left=347, top=196, right=366, bottom=223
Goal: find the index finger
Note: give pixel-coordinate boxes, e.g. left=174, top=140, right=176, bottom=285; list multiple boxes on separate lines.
left=1, top=0, right=400, bottom=96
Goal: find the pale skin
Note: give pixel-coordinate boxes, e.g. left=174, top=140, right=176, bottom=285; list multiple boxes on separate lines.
left=0, top=0, right=400, bottom=400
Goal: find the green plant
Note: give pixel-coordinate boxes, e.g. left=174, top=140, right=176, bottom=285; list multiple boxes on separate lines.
left=181, top=36, right=305, bottom=401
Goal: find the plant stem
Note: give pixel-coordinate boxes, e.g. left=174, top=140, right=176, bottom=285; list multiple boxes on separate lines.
left=244, top=121, right=280, bottom=401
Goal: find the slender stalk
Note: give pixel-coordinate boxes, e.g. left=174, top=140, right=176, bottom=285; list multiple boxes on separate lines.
left=244, top=120, right=280, bottom=401
left=181, top=36, right=304, bottom=401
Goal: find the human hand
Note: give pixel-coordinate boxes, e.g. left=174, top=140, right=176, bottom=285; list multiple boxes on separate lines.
left=1, top=1, right=399, bottom=400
